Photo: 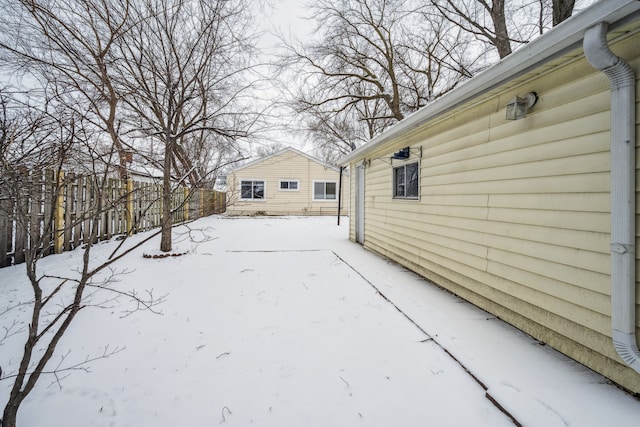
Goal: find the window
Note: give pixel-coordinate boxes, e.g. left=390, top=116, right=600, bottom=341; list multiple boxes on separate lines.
left=393, top=162, right=419, bottom=199
left=279, top=180, right=299, bottom=191
left=240, top=180, right=265, bottom=200
left=313, top=181, right=337, bottom=200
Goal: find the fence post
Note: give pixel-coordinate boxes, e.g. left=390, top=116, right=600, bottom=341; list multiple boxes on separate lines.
left=53, top=171, right=65, bottom=254
left=0, top=197, right=10, bottom=267
left=199, top=189, right=205, bottom=218
left=126, top=178, right=134, bottom=235
left=183, top=187, right=190, bottom=221
left=63, top=172, right=73, bottom=251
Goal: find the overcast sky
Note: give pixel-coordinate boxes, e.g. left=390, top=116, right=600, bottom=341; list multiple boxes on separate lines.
left=259, top=0, right=311, bottom=49
left=250, top=0, right=314, bottom=153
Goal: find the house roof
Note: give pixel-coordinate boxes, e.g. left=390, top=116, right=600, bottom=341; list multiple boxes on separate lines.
left=128, top=163, right=163, bottom=179
left=339, top=0, right=640, bottom=166
left=230, top=146, right=342, bottom=173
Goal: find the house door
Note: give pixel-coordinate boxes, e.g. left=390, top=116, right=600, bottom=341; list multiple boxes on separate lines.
left=355, top=164, right=365, bottom=244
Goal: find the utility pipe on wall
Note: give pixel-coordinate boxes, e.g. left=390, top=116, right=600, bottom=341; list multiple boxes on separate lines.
left=584, top=22, right=640, bottom=373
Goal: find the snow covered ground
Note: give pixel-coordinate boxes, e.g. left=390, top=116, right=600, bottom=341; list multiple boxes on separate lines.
left=1, top=216, right=640, bottom=426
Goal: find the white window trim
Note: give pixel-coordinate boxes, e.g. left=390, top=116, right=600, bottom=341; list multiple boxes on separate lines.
left=239, top=178, right=266, bottom=201
left=392, top=160, right=420, bottom=201
left=278, top=179, right=300, bottom=191
left=312, top=180, right=338, bottom=202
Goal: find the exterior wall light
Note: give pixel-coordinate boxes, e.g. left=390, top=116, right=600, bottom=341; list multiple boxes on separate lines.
left=505, top=92, right=538, bottom=120
left=392, top=147, right=410, bottom=159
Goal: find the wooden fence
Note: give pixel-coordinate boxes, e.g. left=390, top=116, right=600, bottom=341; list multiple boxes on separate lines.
left=0, top=170, right=226, bottom=267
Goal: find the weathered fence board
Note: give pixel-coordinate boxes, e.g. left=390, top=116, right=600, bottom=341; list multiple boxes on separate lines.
left=0, top=170, right=226, bottom=267
left=14, top=187, right=27, bottom=265
left=0, top=199, right=12, bottom=267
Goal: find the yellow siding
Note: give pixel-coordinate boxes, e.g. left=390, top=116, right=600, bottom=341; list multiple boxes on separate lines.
left=348, top=29, right=640, bottom=393
left=227, top=149, right=348, bottom=216
left=349, top=170, right=356, bottom=238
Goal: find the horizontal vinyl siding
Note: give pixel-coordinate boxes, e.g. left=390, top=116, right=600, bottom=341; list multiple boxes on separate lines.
left=351, top=30, right=640, bottom=393
left=227, top=150, right=346, bottom=216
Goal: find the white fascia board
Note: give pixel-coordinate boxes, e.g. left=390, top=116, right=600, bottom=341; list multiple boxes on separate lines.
left=339, top=0, right=640, bottom=166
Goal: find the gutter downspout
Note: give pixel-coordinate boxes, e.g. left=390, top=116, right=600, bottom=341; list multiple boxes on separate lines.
left=584, top=22, right=640, bottom=373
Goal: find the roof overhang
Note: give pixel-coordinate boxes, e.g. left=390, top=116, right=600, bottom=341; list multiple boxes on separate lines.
left=339, top=0, right=640, bottom=166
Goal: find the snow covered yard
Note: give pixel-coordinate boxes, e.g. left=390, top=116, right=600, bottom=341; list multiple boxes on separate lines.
left=1, top=216, right=640, bottom=426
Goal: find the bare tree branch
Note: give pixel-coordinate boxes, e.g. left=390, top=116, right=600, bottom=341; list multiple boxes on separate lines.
left=115, top=0, right=259, bottom=252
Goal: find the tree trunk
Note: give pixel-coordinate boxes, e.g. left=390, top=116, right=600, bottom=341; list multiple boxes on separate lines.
left=160, top=137, right=173, bottom=252
left=552, top=0, right=575, bottom=26
left=2, top=401, right=19, bottom=427
left=491, top=0, right=512, bottom=59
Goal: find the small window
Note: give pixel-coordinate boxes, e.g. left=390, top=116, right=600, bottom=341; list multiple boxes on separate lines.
left=393, top=162, right=419, bottom=199
left=313, top=181, right=337, bottom=200
left=240, top=180, right=265, bottom=200
left=279, top=180, right=299, bottom=191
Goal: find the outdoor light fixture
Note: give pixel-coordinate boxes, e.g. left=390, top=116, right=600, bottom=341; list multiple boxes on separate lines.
left=505, top=92, right=538, bottom=120
left=392, top=147, right=410, bottom=160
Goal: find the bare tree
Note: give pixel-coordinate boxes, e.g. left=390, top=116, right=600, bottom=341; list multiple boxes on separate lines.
left=0, top=89, right=165, bottom=427
left=281, top=0, right=411, bottom=124
left=0, top=0, right=133, bottom=179
left=255, top=141, right=289, bottom=158
left=429, top=0, right=515, bottom=59
left=115, top=0, right=259, bottom=252
left=430, top=0, right=594, bottom=59
left=278, top=0, right=477, bottom=157
left=305, top=95, right=393, bottom=164
left=398, top=14, right=486, bottom=105
left=0, top=0, right=262, bottom=197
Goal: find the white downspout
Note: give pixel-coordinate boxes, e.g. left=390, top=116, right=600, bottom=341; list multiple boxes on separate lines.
left=584, top=22, right=640, bottom=373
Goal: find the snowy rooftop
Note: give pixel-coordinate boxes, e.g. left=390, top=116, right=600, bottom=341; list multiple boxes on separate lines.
left=1, top=216, right=639, bottom=426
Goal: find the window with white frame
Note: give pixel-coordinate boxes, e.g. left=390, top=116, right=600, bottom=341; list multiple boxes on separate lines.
left=393, top=162, right=419, bottom=199
left=313, top=181, right=337, bottom=200
left=240, top=180, right=265, bottom=200
left=279, top=180, right=299, bottom=191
